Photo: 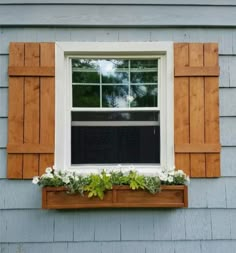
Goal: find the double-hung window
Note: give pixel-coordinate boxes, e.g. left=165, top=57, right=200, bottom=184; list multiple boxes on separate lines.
left=55, top=42, right=174, bottom=174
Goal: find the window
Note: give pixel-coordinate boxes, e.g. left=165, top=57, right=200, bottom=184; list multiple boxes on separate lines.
left=55, top=42, right=174, bottom=174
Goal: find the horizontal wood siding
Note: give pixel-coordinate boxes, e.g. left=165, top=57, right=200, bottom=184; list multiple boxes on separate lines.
left=0, top=5, right=235, bottom=27
left=0, top=18, right=235, bottom=253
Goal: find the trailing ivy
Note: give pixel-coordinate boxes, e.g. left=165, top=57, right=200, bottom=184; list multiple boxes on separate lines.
left=33, top=167, right=189, bottom=200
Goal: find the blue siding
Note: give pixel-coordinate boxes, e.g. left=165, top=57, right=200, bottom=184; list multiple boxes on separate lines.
left=0, top=3, right=236, bottom=252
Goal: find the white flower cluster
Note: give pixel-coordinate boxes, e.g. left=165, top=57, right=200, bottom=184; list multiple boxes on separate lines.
left=32, top=165, right=190, bottom=185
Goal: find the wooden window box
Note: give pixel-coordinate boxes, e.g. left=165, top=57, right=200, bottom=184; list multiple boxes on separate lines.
left=42, top=185, right=188, bottom=209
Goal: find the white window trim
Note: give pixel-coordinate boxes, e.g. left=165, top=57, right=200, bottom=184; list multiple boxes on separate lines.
left=55, top=42, right=174, bottom=174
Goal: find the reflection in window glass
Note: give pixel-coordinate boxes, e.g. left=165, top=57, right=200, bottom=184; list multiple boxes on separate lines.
left=130, top=85, right=158, bottom=107
left=73, top=85, right=100, bottom=107
left=102, top=85, right=128, bottom=108
left=72, top=58, right=158, bottom=108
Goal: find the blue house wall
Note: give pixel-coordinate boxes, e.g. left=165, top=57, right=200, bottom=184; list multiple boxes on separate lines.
left=1, top=1, right=236, bottom=252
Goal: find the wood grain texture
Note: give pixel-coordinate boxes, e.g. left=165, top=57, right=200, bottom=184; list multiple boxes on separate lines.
left=175, top=66, right=219, bottom=77
left=7, top=43, right=24, bottom=178
left=7, top=144, right=54, bottom=153
left=39, top=43, right=55, bottom=176
left=7, top=42, right=55, bottom=179
left=42, top=186, right=188, bottom=209
left=174, top=43, right=220, bottom=178
left=204, top=43, right=220, bottom=177
left=8, top=66, right=55, bottom=77
left=189, top=43, right=206, bottom=177
left=175, top=144, right=221, bottom=153
left=23, top=43, right=40, bottom=178
left=174, top=43, right=190, bottom=175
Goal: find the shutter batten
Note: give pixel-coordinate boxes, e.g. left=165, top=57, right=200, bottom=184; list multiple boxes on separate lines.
left=174, top=43, right=221, bottom=178
left=7, top=42, right=55, bottom=179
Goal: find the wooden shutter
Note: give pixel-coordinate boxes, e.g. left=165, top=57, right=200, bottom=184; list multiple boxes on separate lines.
left=7, top=42, right=55, bottom=179
left=174, top=43, right=220, bottom=178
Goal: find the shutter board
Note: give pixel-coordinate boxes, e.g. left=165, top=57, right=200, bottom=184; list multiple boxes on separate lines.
left=174, top=44, right=190, bottom=176
left=7, top=43, right=24, bottom=178
left=7, top=42, right=55, bottom=179
left=174, top=43, right=221, bottom=178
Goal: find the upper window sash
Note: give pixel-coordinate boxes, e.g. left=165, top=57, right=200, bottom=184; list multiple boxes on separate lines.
left=55, top=42, right=174, bottom=174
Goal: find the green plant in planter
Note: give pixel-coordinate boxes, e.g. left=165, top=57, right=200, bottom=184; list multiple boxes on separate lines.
left=33, top=167, right=189, bottom=200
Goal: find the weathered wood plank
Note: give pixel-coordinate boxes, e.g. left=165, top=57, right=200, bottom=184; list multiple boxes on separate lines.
left=23, top=43, right=40, bottom=178
left=7, top=43, right=24, bottom=178
left=189, top=43, right=205, bottom=177
left=39, top=43, right=55, bottom=175
left=0, top=6, right=236, bottom=27
left=174, top=43, right=190, bottom=175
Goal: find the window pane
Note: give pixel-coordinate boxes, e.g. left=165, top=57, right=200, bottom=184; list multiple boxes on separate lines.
left=131, top=72, right=157, bottom=83
left=73, top=85, right=100, bottom=107
left=72, top=72, right=100, bottom=83
left=131, top=60, right=157, bottom=69
left=130, top=85, right=157, bottom=107
left=72, top=111, right=159, bottom=122
left=102, top=72, right=128, bottom=84
left=102, top=85, right=128, bottom=108
left=71, top=126, right=160, bottom=164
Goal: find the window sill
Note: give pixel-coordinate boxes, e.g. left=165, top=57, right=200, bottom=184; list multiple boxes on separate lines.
left=42, top=185, right=188, bottom=209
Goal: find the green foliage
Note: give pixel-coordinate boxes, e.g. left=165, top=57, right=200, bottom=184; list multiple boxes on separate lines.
left=84, top=171, right=112, bottom=200
left=34, top=168, right=189, bottom=200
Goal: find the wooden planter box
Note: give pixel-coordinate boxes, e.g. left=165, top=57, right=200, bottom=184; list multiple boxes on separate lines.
left=42, top=185, right=188, bottom=209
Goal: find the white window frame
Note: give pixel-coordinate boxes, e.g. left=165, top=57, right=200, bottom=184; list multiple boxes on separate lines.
left=55, top=42, right=174, bottom=174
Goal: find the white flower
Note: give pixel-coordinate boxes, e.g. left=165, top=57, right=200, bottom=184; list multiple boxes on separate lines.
left=159, top=172, right=168, bottom=181
left=62, top=176, right=70, bottom=184
left=167, top=176, right=174, bottom=183
left=41, top=173, right=53, bottom=179
left=32, top=176, right=39, bottom=184
left=45, top=167, right=53, bottom=174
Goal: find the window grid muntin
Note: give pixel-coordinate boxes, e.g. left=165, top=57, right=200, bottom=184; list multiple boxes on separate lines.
left=71, top=57, right=160, bottom=109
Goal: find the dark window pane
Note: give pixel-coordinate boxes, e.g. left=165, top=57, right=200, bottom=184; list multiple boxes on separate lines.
left=102, top=85, right=128, bottom=108
left=72, top=72, right=100, bottom=83
left=71, top=126, right=160, bottom=164
left=130, top=60, right=158, bottom=69
left=72, top=111, right=159, bottom=122
left=130, top=85, right=157, bottom=107
left=131, top=72, right=157, bottom=83
left=73, top=85, right=100, bottom=107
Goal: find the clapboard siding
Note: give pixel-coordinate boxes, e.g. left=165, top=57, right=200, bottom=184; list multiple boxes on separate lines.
left=1, top=0, right=236, bottom=5
left=1, top=28, right=236, bottom=55
left=0, top=6, right=236, bottom=27
left=1, top=241, right=236, bottom=253
left=2, top=209, right=236, bottom=243
left=220, top=88, right=236, bottom=116
left=0, top=2, right=235, bottom=250
left=0, top=149, right=7, bottom=178
left=220, top=118, right=236, bottom=146
left=0, top=118, right=7, bottom=148
left=0, top=178, right=232, bottom=209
